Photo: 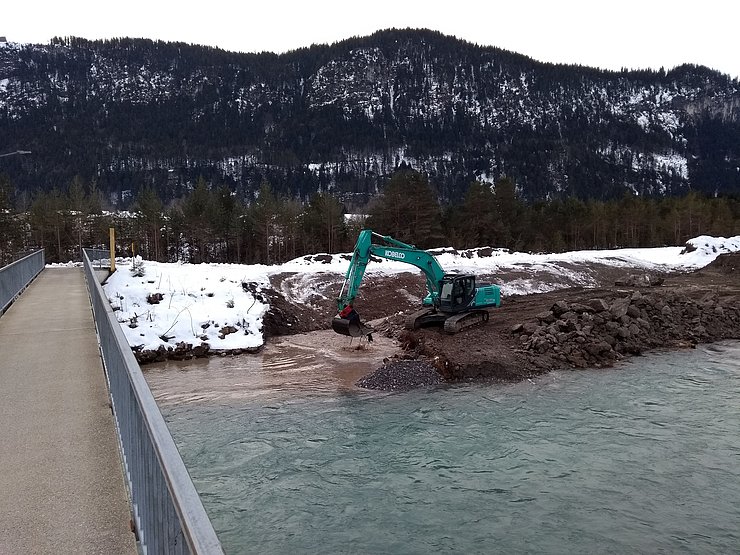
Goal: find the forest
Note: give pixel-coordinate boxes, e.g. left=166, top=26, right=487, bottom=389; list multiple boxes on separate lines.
left=1, top=169, right=737, bottom=267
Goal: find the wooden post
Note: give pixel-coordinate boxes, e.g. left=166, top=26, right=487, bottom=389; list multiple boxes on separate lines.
left=109, top=227, right=116, bottom=272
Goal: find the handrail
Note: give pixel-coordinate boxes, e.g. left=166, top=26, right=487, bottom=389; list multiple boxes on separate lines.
left=82, top=249, right=223, bottom=555
left=0, top=249, right=45, bottom=315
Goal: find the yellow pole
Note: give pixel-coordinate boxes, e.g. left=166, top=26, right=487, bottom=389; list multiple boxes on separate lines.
left=109, top=227, right=116, bottom=272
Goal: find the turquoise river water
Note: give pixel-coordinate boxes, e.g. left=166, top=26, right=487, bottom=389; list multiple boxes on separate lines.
left=147, top=341, right=740, bottom=554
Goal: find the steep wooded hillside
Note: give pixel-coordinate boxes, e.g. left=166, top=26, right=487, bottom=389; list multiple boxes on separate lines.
left=1, top=29, right=739, bottom=206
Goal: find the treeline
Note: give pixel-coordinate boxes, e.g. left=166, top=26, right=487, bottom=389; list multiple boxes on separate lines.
left=366, top=171, right=739, bottom=252
left=0, top=174, right=355, bottom=265
left=1, top=170, right=738, bottom=266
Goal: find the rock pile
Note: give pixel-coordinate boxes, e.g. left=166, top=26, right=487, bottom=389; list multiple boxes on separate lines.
left=133, top=341, right=262, bottom=364
left=511, top=290, right=740, bottom=369
left=133, top=341, right=211, bottom=363
left=357, top=360, right=444, bottom=391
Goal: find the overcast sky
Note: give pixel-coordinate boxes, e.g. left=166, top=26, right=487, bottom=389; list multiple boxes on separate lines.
left=4, top=0, right=739, bottom=78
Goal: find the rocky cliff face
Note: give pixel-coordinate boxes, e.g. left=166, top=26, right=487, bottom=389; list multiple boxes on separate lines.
left=1, top=30, right=739, bottom=205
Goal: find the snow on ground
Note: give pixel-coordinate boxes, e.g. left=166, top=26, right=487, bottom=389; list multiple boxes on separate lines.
left=104, top=257, right=271, bottom=352
left=103, top=236, right=739, bottom=352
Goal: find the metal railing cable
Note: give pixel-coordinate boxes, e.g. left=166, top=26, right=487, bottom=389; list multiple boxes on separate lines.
left=0, top=249, right=45, bottom=316
left=82, top=249, right=224, bottom=555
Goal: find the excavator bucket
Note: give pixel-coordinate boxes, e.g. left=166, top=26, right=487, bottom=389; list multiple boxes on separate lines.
left=331, top=316, right=365, bottom=337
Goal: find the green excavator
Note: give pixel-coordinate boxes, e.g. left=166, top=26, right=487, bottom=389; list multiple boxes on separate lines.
left=332, top=229, right=501, bottom=336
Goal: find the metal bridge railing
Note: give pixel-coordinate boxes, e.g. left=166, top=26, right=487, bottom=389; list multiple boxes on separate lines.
left=85, top=248, right=112, bottom=270
left=0, top=249, right=45, bottom=316
left=82, top=249, right=224, bottom=555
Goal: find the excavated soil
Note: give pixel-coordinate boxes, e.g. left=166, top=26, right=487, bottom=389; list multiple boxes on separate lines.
left=265, top=253, right=740, bottom=387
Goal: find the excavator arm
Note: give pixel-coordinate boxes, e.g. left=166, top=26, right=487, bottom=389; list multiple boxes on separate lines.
left=336, top=230, right=446, bottom=311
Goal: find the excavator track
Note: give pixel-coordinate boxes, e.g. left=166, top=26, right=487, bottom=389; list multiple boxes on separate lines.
left=405, top=307, right=437, bottom=330
left=443, top=309, right=490, bottom=334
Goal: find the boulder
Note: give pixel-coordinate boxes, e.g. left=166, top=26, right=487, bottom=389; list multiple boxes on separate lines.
left=536, top=310, right=556, bottom=323
left=588, top=299, right=609, bottom=312
left=615, top=274, right=664, bottom=287
left=585, top=341, right=612, bottom=356
left=552, top=300, right=570, bottom=317
left=610, top=298, right=631, bottom=319
left=627, top=305, right=641, bottom=318
left=192, top=343, right=210, bottom=358
left=561, top=311, right=579, bottom=322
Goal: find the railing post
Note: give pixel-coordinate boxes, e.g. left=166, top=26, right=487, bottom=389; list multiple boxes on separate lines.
left=110, top=228, right=116, bottom=273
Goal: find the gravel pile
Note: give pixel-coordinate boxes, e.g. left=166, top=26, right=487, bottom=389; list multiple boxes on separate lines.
left=356, top=360, right=444, bottom=391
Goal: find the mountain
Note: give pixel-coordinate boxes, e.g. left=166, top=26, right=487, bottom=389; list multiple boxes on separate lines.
left=1, top=29, right=739, bottom=207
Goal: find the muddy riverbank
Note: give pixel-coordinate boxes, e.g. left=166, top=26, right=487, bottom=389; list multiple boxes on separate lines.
left=370, top=254, right=739, bottom=386
left=134, top=253, right=739, bottom=388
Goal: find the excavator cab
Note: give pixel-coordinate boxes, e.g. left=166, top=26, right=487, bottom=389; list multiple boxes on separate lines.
left=438, top=274, right=476, bottom=313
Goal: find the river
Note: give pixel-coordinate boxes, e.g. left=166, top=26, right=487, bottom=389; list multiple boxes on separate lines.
left=146, top=341, right=740, bottom=554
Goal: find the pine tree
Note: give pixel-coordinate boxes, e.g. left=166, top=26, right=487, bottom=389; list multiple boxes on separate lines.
left=274, top=198, right=302, bottom=262
left=492, top=176, right=523, bottom=249
left=29, top=189, right=68, bottom=262
left=0, top=175, right=22, bottom=265
left=458, top=181, right=497, bottom=248
left=180, top=177, right=213, bottom=263
left=135, top=186, right=164, bottom=260
left=209, top=185, right=242, bottom=262
left=367, top=169, right=442, bottom=248
left=302, top=192, right=345, bottom=254
left=248, top=182, right=279, bottom=264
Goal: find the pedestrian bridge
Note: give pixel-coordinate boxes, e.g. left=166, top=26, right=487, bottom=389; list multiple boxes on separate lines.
left=0, top=251, right=223, bottom=554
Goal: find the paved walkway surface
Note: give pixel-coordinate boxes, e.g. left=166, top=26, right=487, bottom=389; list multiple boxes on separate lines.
left=0, top=268, right=137, bottom=554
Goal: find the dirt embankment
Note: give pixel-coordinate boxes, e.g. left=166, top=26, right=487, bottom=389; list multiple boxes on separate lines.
left=263, top=253, right=740, bottom=386
left=134, top=253, right=739, bottom=377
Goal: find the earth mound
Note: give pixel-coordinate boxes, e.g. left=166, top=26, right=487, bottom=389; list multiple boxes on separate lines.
left=703, top=252, right=739, bottom=274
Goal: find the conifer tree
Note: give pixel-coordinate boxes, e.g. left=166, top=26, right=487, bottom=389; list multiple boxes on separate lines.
left=180, top=177, right=213, bottom=263
left=248, top=182, right=279, bottom=264
left=458, top=181, right=497, bottom=248
left=135, top=186, right=164, bottom=260
left=492, top=176, right=523, bottom=249
left=367, top=169, right=442, bottom=248
left=0, top=175, right=22, bottom=265
left=209, top=185, right=242, bottom=262
left=302, top=192, right=345, bottom=254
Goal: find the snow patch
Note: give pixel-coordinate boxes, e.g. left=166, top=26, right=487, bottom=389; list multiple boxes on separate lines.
left=105, top=257, right=269, bottom=351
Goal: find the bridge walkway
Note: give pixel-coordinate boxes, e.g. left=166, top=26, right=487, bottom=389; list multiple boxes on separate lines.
left=0, top=267, right=136, bottom=554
